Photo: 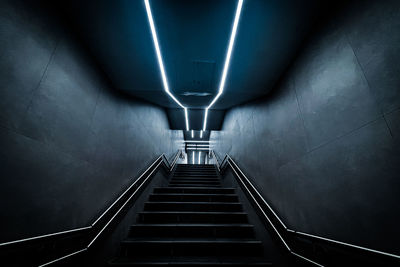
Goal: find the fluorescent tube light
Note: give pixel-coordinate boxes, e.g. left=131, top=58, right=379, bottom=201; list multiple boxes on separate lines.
left=202, top=0, right=243, bottom=130
left=144, top=0, right=190, bottom=131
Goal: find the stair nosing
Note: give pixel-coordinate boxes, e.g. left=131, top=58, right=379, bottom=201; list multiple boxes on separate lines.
left=145, top=202, right=241, bottom=205
left=150, top=194, right=237, bottom=196
left=154, top=186, right=236, bottom=190
left=138, top=211, right=247, bottom=214
left=121, top=240, right=262, bottom=244
left=131, top=223, right=254, bottom=227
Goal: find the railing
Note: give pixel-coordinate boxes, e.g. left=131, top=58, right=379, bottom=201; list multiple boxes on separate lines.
left=211, top=150, right=400, bottom=266
left=0, top=150, right=183, bottom=266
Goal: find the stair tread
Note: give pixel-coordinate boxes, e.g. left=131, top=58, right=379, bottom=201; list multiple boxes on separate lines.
left=174, top=174, right=217, bottom=175
left=173, top=176, right=217, bottom=177
left=170, top=179, right=219, bottom=181
left=174, top=172, right=217, bottom=174
left=111, top=256, right=272, bottom=265
left=175, top=168, right=216, bottom=171
left=150, top=194, right=237, bottom=196
left=171, top=178, right=219, bottom=180
left=114, top=164, right=266, bottom=265
left=145, top=202, right=241, bottom=205
left=169, top=184, right=221, bottom=186
left=172, top=178, right=218, bottom=179
left=169, top=182, right=220, bottom=184
left=170, top=181, right=220, bottom=183
left=154, top=187, right=236, bottom=190
left=152, top=188, right=236, bottom=194
left=173, top=174, right=218, bottom=176
left=171, top=181, right=219, bottom=182
left=122, top=239, right=262, bottom=244
left=148, top=194, right=239, bottom=202
left=131, top=223, right=253, bottom=227
left=168, top=184, right=222, bottom=187
left=173, top=176, right=218, bottom=178
left=139, top=211, right=247, bottom=214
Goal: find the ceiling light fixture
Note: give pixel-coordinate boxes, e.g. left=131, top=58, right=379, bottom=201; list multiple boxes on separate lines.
left=202, top=0, right=244, bottom=131
left=198, top=151, right=201, bottom=164
left=144, top=0, right=190, bottom=131
left=191, top=130, right=194, bottom=138
left=186, top=144, right=209, bottom=146
left=182, top=140, right=214, bottom=143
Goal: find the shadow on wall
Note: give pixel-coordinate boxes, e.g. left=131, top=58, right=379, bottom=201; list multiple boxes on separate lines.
left=211, top=0, right=400, bottom=255
left=0, top=0, right=182, bottom=243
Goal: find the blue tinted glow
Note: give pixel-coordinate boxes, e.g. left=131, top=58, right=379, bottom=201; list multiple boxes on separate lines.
left=203, top=0, right=244, bottom=130
left=144, top=0, right=190, bottom=131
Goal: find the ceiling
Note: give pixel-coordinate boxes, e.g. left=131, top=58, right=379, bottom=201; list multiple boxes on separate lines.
left=59, top=0, right=322, bottom=130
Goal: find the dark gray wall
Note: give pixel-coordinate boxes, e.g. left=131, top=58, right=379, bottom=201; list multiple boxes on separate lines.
left=0, top=0, right=182, bottom=243
left=211, top=0, right=400, bottom=255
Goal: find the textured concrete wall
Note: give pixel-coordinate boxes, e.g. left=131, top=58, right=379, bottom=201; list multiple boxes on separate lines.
left=0, top=0, right=182, bottom=242
left=211, top=0, right=400, bottom=254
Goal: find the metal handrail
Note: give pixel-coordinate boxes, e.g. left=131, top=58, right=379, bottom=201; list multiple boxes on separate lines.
left=210, top=151, right=320, bottom=266
left=227, top=160, right=291, bottom=251
left=0, top=150, right=183, bottom=266
left=0, top=226, right=92, bottom=248
left=213, top=151, right=221, bottom=171
left=212, top=150, right=400, bottom=266
left=210, top=150, right=226, bottom=172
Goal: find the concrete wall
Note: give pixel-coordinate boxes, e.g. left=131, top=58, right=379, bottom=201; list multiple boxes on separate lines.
left=0, top=0, right=182, bottom=243
left=211, top=0, right=400, bottom=255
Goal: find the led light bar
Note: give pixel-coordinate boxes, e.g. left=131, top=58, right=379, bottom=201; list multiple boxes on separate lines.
left=182, top=140, right=215, bottom=143
left=144, top=0, right=190, bottom=131
left=198, top=151, right=201, bottom=164
left=191, top=130, right=194, bottom=138
left=200, top=130, right=203, bottom=138
left=192, top=151, right=195, bottom=164
left=203, top=0, right=244, bottom=131
left=186, top=144, right=210, bottom=146
left=184, top=108, right=189, bottom=131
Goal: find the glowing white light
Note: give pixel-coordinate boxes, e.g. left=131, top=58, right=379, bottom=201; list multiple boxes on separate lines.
left=198, top=151, right=201, bottom=164
left=200, top=130, right=203, bottom=138
left=203, top=109, right=209, bottom=132
left=144, top=0, right=189, bottom=131
left=192, top=151, right=195, bottom=164
left=203, top=0, right=244, bottom=131
left=184, top=108, right=189, bottom=131
left=191, top=130, right=194, bottom=138
left=183, top=140, right=214, bottom=143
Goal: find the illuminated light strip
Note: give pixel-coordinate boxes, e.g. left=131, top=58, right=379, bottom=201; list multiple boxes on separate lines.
left=184, top=108, right=189, bottom=131
left=191, top=130, right=194, bottom=138
left=200, top=130, right=203, bottom=138
left=192, top=151, right=195, bottom=164
left=144, top=0, right=190, bottom=131
left=183, top=140, right=215, bottom=143
left=198, top=151, right=201, bottom=164
left=203, top=0, right=244, bottom=131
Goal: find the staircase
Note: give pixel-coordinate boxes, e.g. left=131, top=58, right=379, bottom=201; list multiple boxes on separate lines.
left=110, top=164, right=271, bottom=266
